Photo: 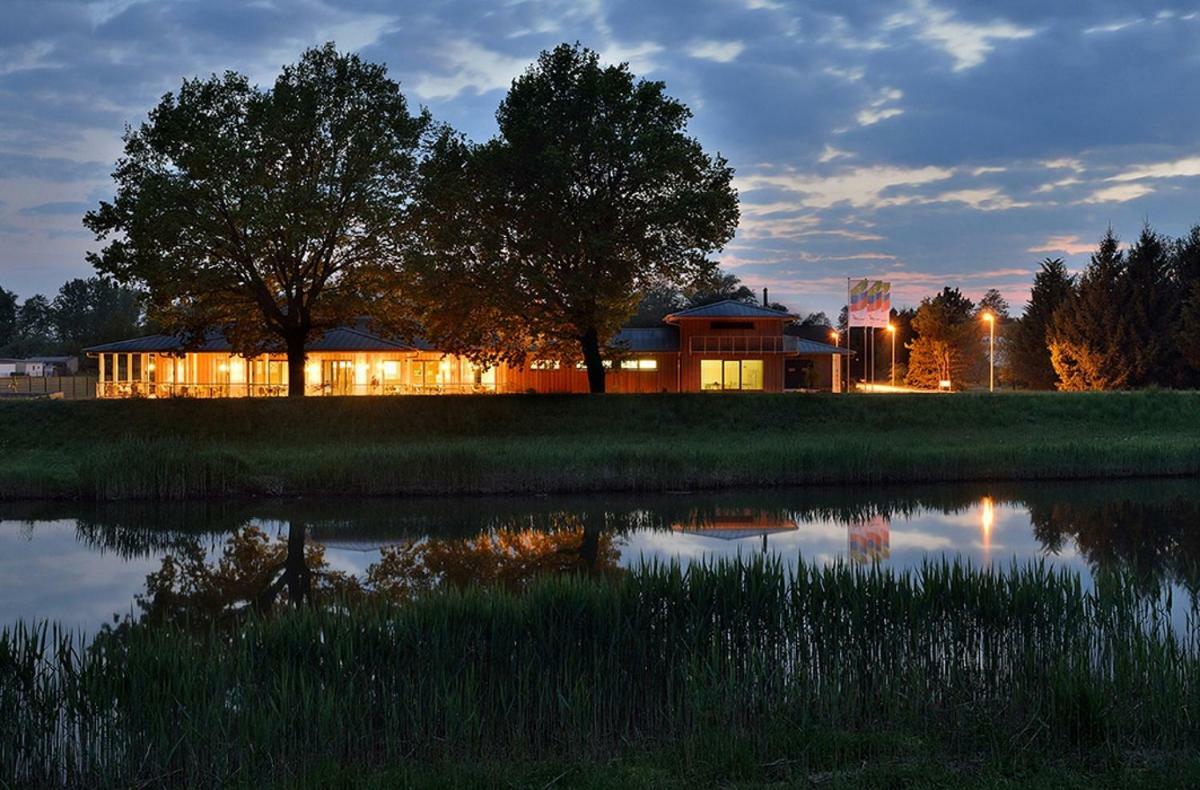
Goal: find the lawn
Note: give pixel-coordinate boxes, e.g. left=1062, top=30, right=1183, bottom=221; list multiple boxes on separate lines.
left=2, top=391, right=1199, bottom=499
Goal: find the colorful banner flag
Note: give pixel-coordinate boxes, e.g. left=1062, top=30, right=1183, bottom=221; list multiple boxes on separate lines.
left=847, top=278, right=870, bottom=326
left=848, top=279, right=891, bottom=328
left=867, top=281, right=891, bottom=327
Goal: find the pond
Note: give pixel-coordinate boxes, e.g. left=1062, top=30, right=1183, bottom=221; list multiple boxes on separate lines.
left=4, top=478, right=1200, bottom=632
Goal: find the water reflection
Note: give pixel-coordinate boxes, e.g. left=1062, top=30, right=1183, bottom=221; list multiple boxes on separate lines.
left=5, top=479, right=1200, bottom=630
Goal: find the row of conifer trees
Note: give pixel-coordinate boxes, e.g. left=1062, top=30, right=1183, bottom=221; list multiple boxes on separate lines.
left=1007, top=223, right=1200, bottom=390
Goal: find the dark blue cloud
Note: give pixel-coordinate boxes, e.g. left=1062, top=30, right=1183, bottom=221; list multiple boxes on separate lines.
left=2, top=0, right=1200, bottom=313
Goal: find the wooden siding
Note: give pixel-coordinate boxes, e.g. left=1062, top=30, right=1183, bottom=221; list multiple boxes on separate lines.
left=673, top=317, right=789, bottom=392
left=498, top=353, right=680, bottom=393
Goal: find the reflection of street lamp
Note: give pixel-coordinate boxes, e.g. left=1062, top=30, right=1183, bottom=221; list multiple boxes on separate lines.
left=982, top=312, right=995, bottom=392
left=885, top=324, right=896, bottom=387
left=981, top=496, right=994, bottom=563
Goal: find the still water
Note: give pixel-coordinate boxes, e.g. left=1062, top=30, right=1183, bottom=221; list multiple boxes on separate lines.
left=3, top=479, right=1199, bottom=631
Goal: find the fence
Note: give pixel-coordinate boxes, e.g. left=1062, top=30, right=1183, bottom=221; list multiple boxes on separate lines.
left=1, top=375, right=98, bottom=400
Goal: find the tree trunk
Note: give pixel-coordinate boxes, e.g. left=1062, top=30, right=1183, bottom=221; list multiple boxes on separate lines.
left=579, top=327, right=606, bottom=394
left=286, top=332, right=307, bottom=397
left=283, top=520, right=313, bottom=606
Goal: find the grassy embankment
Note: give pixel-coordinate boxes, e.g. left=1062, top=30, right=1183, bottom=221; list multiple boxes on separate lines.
left=4, top=557, right=1200, bottom=787
left=2, top=391, right=1200, bottom=499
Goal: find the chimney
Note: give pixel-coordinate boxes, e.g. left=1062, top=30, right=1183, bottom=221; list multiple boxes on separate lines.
left=762, top=288, right=768, bottom=307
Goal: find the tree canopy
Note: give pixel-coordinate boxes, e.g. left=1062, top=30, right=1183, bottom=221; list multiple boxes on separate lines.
left=84, top=43, right=429, bottom=395
left=1006, top=259, right=1073, bottom=389
left=904, top=288, right=979, bottom=389
left=1048, top=229, right=1137, bottom=391
left=409, top=43, right=739, bottom=392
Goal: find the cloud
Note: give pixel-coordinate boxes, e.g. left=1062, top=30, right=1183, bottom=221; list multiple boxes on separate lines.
left=738, top=163, right=955, bottom=210
left=885, top=0, right=1036, bottom=71
left=409, top=41, right=532, bottom=100
left=1083, top=19, right=1142, bottom=35
left=817, top=145, right=852, bottom=163
left=923, top=188, right=1031, bottom=211
left=1080, top=183, right=1153, bottom=204
left=17, top=201, right=92, bottom=216
left=686, top=40, right=745, bottom=63
left=1028, top=235, right=1096, bottom=256
left=854, top=87, right=903, bottom=127
left=0, top=153, right=109, bottom=182
left=1107, top=156, right=1200, bottom=182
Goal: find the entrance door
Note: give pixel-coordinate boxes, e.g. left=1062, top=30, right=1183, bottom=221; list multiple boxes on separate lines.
left=784, top=359, right=812, bottom=390
left=321, top=359, right=354, bottom=395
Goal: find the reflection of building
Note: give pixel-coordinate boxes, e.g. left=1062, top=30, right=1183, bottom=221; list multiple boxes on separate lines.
left=85, top=300, right=850, bottom=398
left=848, top=516, right=890, bottom=563
left=672, top=509, right=798, bottom=551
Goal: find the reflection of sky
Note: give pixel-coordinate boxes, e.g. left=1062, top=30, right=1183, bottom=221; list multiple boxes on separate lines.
left=619, top=500, right=1093, bottom=580
left=0, top=498, right=1159, bottom=632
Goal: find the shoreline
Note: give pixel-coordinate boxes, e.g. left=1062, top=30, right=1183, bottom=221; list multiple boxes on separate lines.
left=4, top=391, right=1199, bottom=501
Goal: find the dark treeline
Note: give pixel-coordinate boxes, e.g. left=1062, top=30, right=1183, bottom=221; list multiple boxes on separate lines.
left=0, top=276, right=145, bottom=364
left=1010, top=223, right=1200, bottom=390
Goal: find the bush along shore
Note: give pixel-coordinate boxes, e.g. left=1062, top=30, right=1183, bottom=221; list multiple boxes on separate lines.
left=3, top=391, right=1200, bottom=500
left=3, top=557, right=1200, bottom=787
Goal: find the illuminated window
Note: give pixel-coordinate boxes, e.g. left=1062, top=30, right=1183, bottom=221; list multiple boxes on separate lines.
left=699, top=359, right=764, bottom=390
left=638, top=359, right=658, bottom=370
left=740, top=360, right=763, bottom=390
left=382, top=361, right=398, bottom=377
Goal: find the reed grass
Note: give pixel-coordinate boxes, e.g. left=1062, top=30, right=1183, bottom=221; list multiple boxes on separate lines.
left=2, top=557, right=1199, bottom=786
left=2, top=391, right=1200, bottom=500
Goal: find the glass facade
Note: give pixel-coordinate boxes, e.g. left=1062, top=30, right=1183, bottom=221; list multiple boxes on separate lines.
left=700, top=359, right=764, bottom=391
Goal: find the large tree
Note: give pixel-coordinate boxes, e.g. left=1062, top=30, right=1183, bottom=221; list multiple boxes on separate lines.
left=904, top=287, right=978, bottom=389
left=1048, top=229, right=1137, bottom=390
left=85, top=44, right=429, bottom=396
left=411, top=43, right=738, bottom=392
left=1007, top=258, right=1074, bottom=389
left=51, top=277, right=144, bottom=356
left=0, top=287, right=16, bottom=349
left=1123, top=224, right=1176, bottom=386
left=1175, top=225, right=1200, bottom=381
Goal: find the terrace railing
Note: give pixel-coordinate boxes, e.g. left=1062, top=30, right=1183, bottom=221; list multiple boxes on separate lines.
left=688, top=335, right=788, bottom=354
left=96, top=381, right=499, bottom=398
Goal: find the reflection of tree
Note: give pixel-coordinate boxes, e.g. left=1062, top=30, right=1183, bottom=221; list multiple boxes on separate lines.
left=134, top=516, right=620, bottom=627
left=1028, top=495, right=1200, bottom=589
left=138, top=523, right=361, bottom=626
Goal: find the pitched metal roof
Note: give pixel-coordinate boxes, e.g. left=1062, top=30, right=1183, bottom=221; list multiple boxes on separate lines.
left=783, top=336, right=853, bottom=355
left=665, top=299, right=795, bottom=321
left=608, top=326, right=679, bottom=352
left=84, top=326, right=412, bottom=354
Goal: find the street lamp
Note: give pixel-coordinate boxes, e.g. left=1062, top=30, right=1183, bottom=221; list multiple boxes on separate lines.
left=982, top=312, right=995, bottom=393
left=829, top=330, right=843, bottom=393
left=885, top=324, right=896, bottom=387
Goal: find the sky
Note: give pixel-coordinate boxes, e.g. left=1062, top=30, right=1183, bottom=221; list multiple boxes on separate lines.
left=2, top=0, right=1200, bottom=317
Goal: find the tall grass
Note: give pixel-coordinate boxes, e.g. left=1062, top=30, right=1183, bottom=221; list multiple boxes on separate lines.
left=3, top=391, right=1200, bottom=499
left=2, top=557, right=1198, bottom=786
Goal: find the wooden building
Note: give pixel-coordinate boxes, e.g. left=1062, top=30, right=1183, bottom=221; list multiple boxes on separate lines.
left=85, top=300, right=849, bottom=397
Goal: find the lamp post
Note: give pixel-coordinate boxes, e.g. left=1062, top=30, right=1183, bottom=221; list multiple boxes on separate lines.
left=830, top=329, right=843, bottom=393
left=885, top=323, right=896, bottom=387
left=982, top=312, right=995, bottom=393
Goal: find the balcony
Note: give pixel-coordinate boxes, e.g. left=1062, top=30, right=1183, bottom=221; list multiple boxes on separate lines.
left=688, top=335, right=788, bottom=354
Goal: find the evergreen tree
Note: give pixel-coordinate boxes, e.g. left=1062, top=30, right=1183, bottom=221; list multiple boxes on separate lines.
left=1048, top=229, right=1136, bottom=390
left=1007, top=258, right=1074, bottom=389
left=1123, top=224, right=1175, bottom=386
left=1172, top=225, right=1200, bottom=382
